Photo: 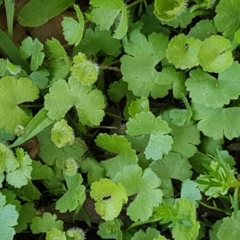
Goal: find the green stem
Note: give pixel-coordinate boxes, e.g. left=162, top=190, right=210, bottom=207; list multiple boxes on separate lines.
left=90, top=126, right=119, bottom=130
left=127, top=218, right=160, bottom=230
left=198, top=201, right=231, bottom=216
left=128, top=0, right=144, bottom=8
left=105, top=112, right=125, bottom=121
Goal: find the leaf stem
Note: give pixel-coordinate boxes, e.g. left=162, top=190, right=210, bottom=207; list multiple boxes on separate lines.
left=198, top=201, right=231, bottom=215
left=128, top=0, right=145, bottom=8
left=105, top=112, right=125, bottom=121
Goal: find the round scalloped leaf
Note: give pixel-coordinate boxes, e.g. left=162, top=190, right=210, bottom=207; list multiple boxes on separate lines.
left=71, top=53, right=99, bottom=86
left=198, top=35, right=233, bottom=73
left=154, top=0, right=187, bottom=21
left=166, top=34, right=201, bottom=69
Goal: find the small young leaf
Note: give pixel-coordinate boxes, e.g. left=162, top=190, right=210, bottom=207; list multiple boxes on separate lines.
left=6, top=148, right=32, bottom=188
left=30, top=212, right=63, bottom=234
left=62, top=4, right=84, bottom=46
left=71, top=53, right=99, bottom=86
left=19, top=37, right=44, bottom=71
left=51, top=119, right=75, bottom=148
left=97, top=219, right=122, bottom=239
left=154, top=0, right=187, bottom=21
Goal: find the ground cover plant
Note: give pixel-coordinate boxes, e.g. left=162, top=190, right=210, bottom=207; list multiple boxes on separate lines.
left=1, top=0, right=240, bottom=239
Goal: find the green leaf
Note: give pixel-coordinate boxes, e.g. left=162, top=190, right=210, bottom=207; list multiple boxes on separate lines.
left=192, top=103, right=240, bottom=140
left=80, top=157, right=105, bottom=185
left=186, top=63, right=240, bottom=107
left=214, top=0, right=240, bottom=38
left=44, top=38, right=71, bottom=82
left=166, top=34, right=201, bottom=70
left=154, top=0, right=187, bottom=21
left=163, top=110, right=200, bottom=158
left=6, top=148, right=32, bottom=188
left=95, top=133, right=138, bottom=177
left=108, top=79, right=130, bottom=103
left=29, top=68, right=49, bottom=89
left=198, top=35, right=233, bottom=73
left=128, top=97, right=149, bottom=118
left=150, top=152, right=192, bottom=197
left=120, top=32, right=169, bottom=97
left=0, top=143, right=18, bottom=173
left=168, top=99, right=192, bottom=126
left=140, top=3, right=170, bottom=36
left=154, top=67, right=187, bottom=99
left=126, top=112, right=173, bottom=160
left=0, top=192, right=19, bottom=240
left=97, top=219, right=122, bottom=239
left=90, top=0, right=128, bottom=39
left=171, top=199, right=200, bottom=240
left=70, top=53, right=99, bottom=86
left=18, top=0, right=75, bottom=27
left=216, top=211, right=240, bottom=240
left=196, top=152, right=237, bottom=197
left=90, top=178, right=128, bottom=220
left=31, top=160, right=54, bottom=180
left=30, top=212, right=63, bottom=234
left=62, top=4, right=84, bottom=46
left=15, top=203, right=35, bottom=233
left=180, top=179, right=202, bottom=206
left=55, top=174, right=86, bottom=213
left=131, top=227, right=160, bottom=240
left=113, top=165, right=163, bottom=221
left=15, top=181, right=41, bottom=201
left=38, top=125, right=86, bottom=166
left=77, top=26, right=121, bottom=57
left=19, top=37, right=44, bottom=71
left=44, top=77, right=105, bottom=126
left=0, top=76, right=39, bottom=134
left=188, top=19, right=217, bottom=40
left=51, top=119, right=74, bottom=148
left=161, top=9, right=193, bottom=28
left=46, top=229, right=66, bottom=240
